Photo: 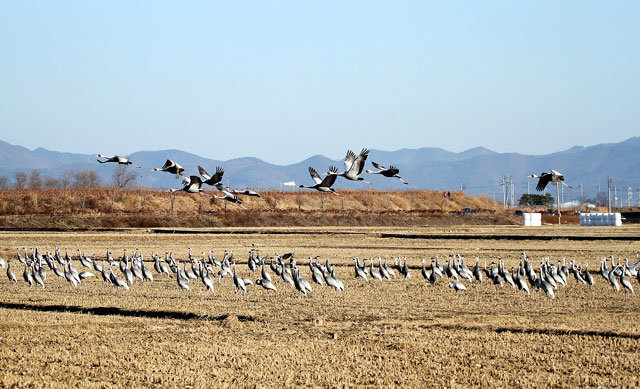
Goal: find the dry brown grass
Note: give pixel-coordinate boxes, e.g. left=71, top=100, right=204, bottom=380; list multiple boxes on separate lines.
left=0, top=189, right=517, bottom=228
left=0, top=188, right=502, bottom=214
left=0, top=226, right=639, bottom=387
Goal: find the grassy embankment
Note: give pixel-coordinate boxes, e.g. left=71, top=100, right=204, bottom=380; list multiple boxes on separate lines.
left=0, top=189, right=519, bottom=228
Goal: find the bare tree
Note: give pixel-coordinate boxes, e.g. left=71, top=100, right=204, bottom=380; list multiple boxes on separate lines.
left=74, top=169, right=101, bottom=188
left=28, top=170, right=43, bottom=190
left=59, top=169, right=75, bottom=189
left=0, top=176, right=8, bottom=189
left=44, top=177, right=59, bottom=189
left=112, top=165, right=137, bottom=189
left=14, top=171, right=28, bottom=189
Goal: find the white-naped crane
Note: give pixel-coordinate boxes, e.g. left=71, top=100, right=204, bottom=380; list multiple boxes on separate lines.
left=528, top=170, right=571, bottom=191
left=299, top=166, right=340, bottom=195
left=214, top=184, right=243, bottom=205
left=170, top=175, right=210, bottom=196
left=231, top=189, right=262, bottom=198
left=151, top=159, right=184, bottom=178
left=528, top=169, right=571, bottom=224
left=328, top=148, right=372, bottom=184
left=96, top=154, right=141, bottom=168
left=365, top=162, right=409, bottom=184
left=198, top=166, right=224, bottom=186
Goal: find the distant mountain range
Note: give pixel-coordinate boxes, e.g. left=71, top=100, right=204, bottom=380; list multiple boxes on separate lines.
left=1, top=138, right=639, bottom=198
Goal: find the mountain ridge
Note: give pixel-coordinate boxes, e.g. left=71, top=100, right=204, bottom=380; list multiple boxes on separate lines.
left=0, top=138, right=638, bottom=199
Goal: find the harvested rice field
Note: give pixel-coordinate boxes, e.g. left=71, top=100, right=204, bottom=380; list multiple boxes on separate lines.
left=1, top=225, right=639, bottom=388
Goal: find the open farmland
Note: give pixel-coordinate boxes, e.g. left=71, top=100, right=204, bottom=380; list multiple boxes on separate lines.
left=1, top=225, right=640, bottom=387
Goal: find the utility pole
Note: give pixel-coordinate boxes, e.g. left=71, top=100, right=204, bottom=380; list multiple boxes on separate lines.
left=556, top=182, right=561, bottom=225
left=614, top=185, right=618, bottom=208
left=580, top=182, right=584, bottom=207
left=510, top=180, right=514, bottom=208
left=527, top=180, right=530, bottom=195
left=628, top=187, right=632, bottom=207
left=503, top=176, right=512, bottom=208
left=607, top=176, right=612, bottom=213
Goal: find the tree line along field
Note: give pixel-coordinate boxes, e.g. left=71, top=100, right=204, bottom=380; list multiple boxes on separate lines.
left=0, top=226, right=639, bottom=387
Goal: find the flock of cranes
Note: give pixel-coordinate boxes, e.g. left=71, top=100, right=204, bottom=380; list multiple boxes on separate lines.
left=98, top=150, right=569, bottom=203
left=1, top=247, right=345, bottom=296
left=96, top=148, right=411, bottom=202
left=2, top=246, right=637, bottom=299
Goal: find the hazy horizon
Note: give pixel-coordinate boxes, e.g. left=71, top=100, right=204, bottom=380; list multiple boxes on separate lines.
left=2, top=135, right=638, bottom=165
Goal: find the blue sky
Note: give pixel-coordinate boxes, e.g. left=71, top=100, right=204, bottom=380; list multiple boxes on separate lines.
left=1, top=1, right=638, bottom=164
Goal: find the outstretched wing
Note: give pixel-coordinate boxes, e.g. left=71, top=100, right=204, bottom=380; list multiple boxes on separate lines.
left=371, top=161, right=386, bottom=170
left=198, top=166, right=211, bottom=180
left=184, top=175, right=200, bottom=189
left=344, top=150, right=356, bottom=173
left=388, top=165, right=400, bottom=175
left=308, top=167, right=322, bottom=185
left=536, top=173, right=551, bottom=191
left=161, top=159, right=174, bottom=170
left=321, top=166, right=338, bottom=187
left=210, top=167, right=224, bottom=184
left=354, top=148, right=369, bottom=175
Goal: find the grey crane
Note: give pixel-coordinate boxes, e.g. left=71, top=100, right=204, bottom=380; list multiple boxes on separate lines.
left=309, top=258, right=324, bottom=287
left=354, top=258, right=368, bottom=282
left=176, top=265, right=191, bottom=293
left=109, top=263, right=129, bottom=291
left=583, top=263, right=594, bottom=286
left=23, top=263, right=33, bottom=287
left=256, top=278, right=277, bottom=292
left=421, top=259, right=430, bottom=281
left=6, top=262, right=17, bottom=283
left=261, top=264, right=272, bottom=283
left=200, top=264, right=215, bottom=294
left=369, top=259, right=383, bottom=282
left=472, top=257, right=483, bottom=283
left=448, top=281, right=467, bottom=292
left=232, top=262, right=247, bottom=294
left=620, top=266, right=634, bottom=294
left=140, top=256, right=154, bottom=282
left=378, top=258, right=390, bottom=280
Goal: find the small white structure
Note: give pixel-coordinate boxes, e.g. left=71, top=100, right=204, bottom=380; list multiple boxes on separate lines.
left=580, top=212, right=622, bottom=227
left=560, top=200, right=597, bottom=209
left=522, top=212, right=542, bottom=226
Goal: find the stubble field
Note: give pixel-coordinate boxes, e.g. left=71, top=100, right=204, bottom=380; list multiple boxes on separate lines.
left=1, top=225, right=639, bottom=388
